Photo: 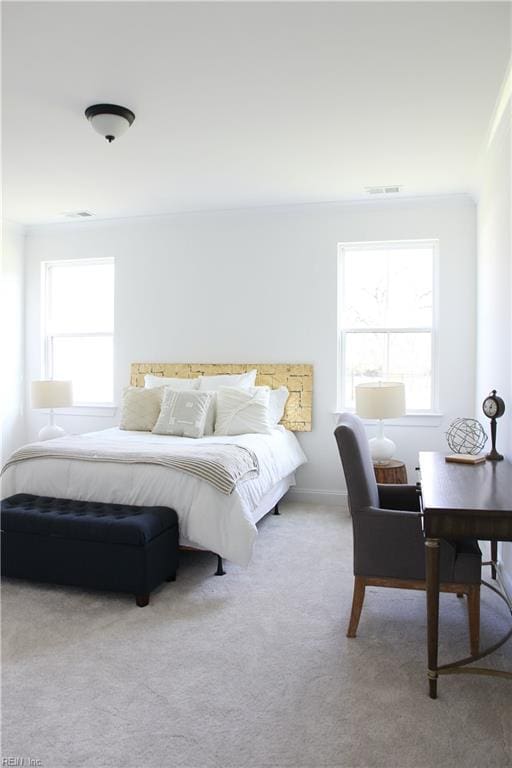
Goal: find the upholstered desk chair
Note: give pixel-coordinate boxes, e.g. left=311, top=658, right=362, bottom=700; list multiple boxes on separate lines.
left=334, top=413, right=482, bottom=655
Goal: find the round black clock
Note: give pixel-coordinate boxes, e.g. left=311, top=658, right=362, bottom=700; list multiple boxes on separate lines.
left=482, top=389, right=505, bottom=461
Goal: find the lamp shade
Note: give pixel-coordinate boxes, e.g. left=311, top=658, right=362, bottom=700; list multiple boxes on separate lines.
left=355, top=381, right=405, bottom=420
left=31, top=380, right=73, bottom=409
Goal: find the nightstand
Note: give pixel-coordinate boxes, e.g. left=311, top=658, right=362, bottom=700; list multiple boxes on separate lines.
left=373, top=459, right=408, bottom=484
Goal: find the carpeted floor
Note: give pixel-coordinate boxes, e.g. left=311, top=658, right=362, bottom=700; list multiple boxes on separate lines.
left=2, top=502, right=511, bottom=768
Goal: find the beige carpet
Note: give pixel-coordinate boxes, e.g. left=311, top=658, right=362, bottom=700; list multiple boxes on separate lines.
left=2, top=503, right=511, bottom=768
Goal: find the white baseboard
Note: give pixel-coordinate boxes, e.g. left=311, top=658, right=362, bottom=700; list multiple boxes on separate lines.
left=285, top=487, right=349, bottom=509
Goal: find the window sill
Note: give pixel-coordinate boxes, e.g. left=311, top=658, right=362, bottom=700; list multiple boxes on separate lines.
left=333, top=410, right=444, bottom=428
left=40, top=406, right=118, bottom=418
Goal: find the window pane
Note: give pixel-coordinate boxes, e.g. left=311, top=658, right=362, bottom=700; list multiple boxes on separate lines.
left=343, top=333, right=387, bottom=407
left=342, top=246, right=433, bottom=329
left=47, top=261, right=114, bottom=334
left=51, top=336, right=113, bottom=404
left=388, top=333, right=432, bottom=410
left=343, top=332, right=431, bottom=410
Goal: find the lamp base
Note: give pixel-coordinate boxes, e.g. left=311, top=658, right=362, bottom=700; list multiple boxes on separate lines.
left=369, top=436, right=396, bottom=464
left=38, top=424, right=66, bottom=441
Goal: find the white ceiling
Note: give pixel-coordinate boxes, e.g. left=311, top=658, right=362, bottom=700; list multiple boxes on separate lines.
left=3, top=1, right=511, bottom=225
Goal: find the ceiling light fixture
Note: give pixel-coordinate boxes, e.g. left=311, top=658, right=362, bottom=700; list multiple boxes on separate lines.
left=85, top=103, right=135, bottom=143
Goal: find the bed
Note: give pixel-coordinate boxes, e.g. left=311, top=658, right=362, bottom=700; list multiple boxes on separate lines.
left=2, top=363, right=311, bottom=568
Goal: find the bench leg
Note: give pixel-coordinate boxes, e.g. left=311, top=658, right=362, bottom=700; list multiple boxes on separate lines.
left=136, top=593, right=150, bottom=607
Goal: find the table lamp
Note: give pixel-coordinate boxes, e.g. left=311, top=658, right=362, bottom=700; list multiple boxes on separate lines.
left=31, top=380, right=73, bottom=441
left=355, top=381, right=405, bottom=464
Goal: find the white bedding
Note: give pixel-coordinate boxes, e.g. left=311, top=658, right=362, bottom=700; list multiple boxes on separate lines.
left=1, top=427, right=307, bottom=567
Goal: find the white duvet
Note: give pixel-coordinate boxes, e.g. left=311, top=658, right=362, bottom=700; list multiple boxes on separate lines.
left=1, top=427, right=307, bottom=567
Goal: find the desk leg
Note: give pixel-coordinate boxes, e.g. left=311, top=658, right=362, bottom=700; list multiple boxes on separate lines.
left=491, top=540, right=498, bottom=580
left=426, top=538, right=441, bottom=699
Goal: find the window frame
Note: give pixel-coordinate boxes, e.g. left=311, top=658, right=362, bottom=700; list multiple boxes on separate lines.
left=337, top=239, right=440, bottom=415
left=41, top=257, right=115, bottom=408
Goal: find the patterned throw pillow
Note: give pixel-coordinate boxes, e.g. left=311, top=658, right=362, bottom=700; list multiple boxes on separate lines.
left=201, top=391, right=217, bottom=436
left=152, top=390, right=213, bottom=438
left=119, top=387, right=163, bottom=431
left=214, top=386, right=272, bottom=436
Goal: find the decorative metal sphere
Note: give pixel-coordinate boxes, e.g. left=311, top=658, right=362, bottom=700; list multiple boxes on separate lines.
left=446, top=418, right=488, bottom=455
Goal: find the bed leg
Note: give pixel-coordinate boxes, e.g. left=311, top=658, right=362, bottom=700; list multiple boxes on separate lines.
left=215, top=555, right=225, bottom=576
left=273, top=502, right=280, bottom=515
left=136, top=594, right=150, bottom=607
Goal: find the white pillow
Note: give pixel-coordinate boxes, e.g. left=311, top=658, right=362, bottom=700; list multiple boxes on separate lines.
left=244, top=386, right=289, bottom=425
left=152, top=389, right=213, bottom=438
left=119, top=387, right=163, bottom=432
left=214, top=386, right=272, bottom=436
left=268, top=387, right=289, bottom=425
left=198, top=369, right=257, bottom=392
left=145, top=374, right=199, bottom=390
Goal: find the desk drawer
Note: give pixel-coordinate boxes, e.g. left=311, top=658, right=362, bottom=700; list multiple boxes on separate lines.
left=425, top=512, right=512, bottom=541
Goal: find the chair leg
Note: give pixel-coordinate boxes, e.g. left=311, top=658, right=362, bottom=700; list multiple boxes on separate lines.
left=467, top=584, right=480, bottom=656
left=347, top=576, right=366, bottom=638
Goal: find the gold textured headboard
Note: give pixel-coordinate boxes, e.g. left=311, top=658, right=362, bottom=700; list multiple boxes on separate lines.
left=130, top=363, right=313, bottom=431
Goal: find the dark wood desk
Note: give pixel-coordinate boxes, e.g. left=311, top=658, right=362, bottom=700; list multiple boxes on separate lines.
left=419, top=451, right=512, bottom=698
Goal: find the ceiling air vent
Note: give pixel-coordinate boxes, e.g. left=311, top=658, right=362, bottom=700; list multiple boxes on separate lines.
left=365, top=185, right=402, bottom=195
left=62, top=211, right=94, bottom=218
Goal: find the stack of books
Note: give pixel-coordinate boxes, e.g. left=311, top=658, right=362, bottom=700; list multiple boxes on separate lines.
left=445, top=454, right=486, bottom=465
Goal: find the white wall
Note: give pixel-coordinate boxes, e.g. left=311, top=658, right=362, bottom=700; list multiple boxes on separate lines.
left=476, top=86, right=512, bottom=589
left=24, top=195, right=476, bottom=501
left=1, top=221, right=26, bottom=465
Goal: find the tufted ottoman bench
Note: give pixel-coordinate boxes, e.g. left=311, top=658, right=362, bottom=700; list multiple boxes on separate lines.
left=1, top=494, right=179, bottom=606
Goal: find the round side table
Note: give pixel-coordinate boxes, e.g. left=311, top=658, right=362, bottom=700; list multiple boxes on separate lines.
left=373, top=459, right=407, bottom=484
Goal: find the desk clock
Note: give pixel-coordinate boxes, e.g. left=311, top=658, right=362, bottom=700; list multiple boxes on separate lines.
left=482, top=389, right=505, bottom=461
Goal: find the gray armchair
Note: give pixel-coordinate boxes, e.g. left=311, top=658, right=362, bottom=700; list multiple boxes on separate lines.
left=334, top=413, right=482, bottom=654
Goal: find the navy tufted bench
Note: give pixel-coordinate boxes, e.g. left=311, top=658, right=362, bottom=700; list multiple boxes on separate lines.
left=1, top=494, right=179, bottom=606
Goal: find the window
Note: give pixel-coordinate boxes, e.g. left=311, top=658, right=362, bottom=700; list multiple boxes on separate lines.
left=338, top=240, right=437, bottom=412
left=43, top=258, right=114, bottom=405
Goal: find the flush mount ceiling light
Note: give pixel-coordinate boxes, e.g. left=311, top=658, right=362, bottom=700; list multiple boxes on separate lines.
left=85, top=104, right=135, bottom=143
